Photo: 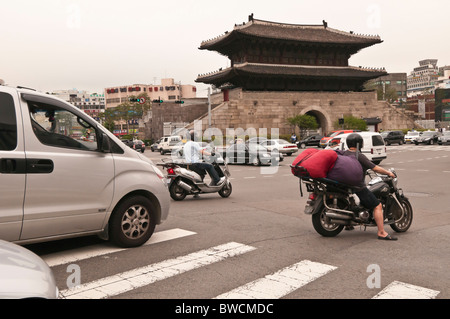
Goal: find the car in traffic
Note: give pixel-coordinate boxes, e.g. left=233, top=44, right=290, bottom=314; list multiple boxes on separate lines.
left=159, top=135, right=183, bottom=155
left=0, top=240, right=58, bottom=299
left=0, top=84, right=170, bottom=248
left=326, top=131, right=387, bottom=164
left=123, top=139, right=146, bottom=153
left=380, top=130, right=405, bottom=145
left=222, top=143, right=281, bottom=166
left=404, top=131, right=420, bottom=144
left=320, top=130, right=361, bottom=148
left=296, top=134, right=323, bottom=149
left=150, top=138, right=162, bottom=152
left=414, top=131, right=440, bottom=145
left=259, top=139, right=298, bottom=156
left=438, top=131, right=450, bottom=145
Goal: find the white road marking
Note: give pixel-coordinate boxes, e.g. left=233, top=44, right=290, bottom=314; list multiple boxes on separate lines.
left=60, top=242, right=256, bottom=299
left=43, top=228, right=196, bottom=267
left=215, top=260, right=337, bottom=299
left=373, top=281, right=440, bottom=299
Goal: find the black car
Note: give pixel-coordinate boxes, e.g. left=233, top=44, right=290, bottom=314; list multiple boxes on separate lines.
left=296, top=134, right=323, bottom=149
left=222, top=143, right=282, bottom=166
left=123, top=139, right=146, bottom=153
left=414, top=131, right=440, bottom=145
left=380, top=131, right=405, bottom=145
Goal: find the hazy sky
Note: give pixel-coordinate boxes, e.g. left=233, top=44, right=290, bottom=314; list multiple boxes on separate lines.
left=1, top=0, right=449, bottom=97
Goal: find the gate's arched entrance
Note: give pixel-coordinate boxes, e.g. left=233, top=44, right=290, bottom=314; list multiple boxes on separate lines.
left=301, top=108, right=330, bottom=136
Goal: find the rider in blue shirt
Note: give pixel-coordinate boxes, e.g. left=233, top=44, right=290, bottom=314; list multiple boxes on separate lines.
left=184, top=130, right=223, bottom=186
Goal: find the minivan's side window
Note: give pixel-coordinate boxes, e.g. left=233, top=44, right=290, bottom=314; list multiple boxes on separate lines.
left=27, top=101, right=98, bottom=151
left=0, top=92, right=17, bottom=151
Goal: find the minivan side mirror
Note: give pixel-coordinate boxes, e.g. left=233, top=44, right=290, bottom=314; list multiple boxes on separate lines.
left=98, top=133, right=111, bottom=153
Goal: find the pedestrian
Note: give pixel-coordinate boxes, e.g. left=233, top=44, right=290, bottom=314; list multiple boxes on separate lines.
left=291, top=133, right=297, bottom=144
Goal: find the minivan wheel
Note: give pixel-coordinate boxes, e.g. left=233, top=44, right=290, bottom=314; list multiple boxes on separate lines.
left=109, top=196, right=156, bottom=248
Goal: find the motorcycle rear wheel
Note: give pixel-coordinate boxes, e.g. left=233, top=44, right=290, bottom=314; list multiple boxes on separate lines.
left=390, top=198, right=413, bottom=232
left=312, top=209, right=344, bottom=237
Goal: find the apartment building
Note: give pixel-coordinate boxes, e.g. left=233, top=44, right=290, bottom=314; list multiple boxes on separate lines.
left=104, top=78, right=197, bottom=109
left=51, top=89, right=105, bottom=121
left=407, top=59, right=439, bottom=97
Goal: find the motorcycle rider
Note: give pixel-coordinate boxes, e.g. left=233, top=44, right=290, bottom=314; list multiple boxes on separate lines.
left=343, top=133, right=398, bottom=241
left=183, top=130, right=225, bottom=186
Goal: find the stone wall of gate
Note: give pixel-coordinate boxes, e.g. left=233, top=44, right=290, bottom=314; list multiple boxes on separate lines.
left=189, top=88, right=418, bottom=136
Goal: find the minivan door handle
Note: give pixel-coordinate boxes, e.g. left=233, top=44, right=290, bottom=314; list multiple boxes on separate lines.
left=0, top=158, right=27, bottom=174
left=27, top=159, right=54, bottom=174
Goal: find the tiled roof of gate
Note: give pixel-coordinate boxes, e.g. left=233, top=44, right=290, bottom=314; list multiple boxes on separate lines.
left=200, top=19, right=382, bottom=50
left=196, top=63, right=387, bottom=83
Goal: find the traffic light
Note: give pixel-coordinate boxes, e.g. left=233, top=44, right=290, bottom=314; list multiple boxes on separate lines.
left=175, top=100, right=184, bottom=104
left=152, top=99, right=163, bottom=103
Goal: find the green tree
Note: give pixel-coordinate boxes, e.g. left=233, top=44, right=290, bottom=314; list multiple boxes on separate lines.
left=334, top=115, right=367, bottom=131
left=364, top=82, right=398, bottom=102
left=98, top=93, right=151, bottom=135
left=287, top=114, right=318, bottom=139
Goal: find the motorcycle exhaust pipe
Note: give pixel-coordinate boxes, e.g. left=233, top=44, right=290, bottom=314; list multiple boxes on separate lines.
left=325, top=212, right=352, bottom=220
left=177, top=180, right=192, bottom=192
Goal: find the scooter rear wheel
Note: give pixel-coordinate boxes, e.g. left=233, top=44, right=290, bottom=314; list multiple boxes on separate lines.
left=169, top=182, right=187, bottom=201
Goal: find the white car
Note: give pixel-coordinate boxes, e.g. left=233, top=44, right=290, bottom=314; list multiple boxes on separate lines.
left=404, top=131, right=420, bottom=144
left=259, top=139, right=298, bottom=156
left=326, top=131, right=387, bottom=165
left=438, top=131, right=450, bottom=145
left=0, top=240, right=58, bottom=299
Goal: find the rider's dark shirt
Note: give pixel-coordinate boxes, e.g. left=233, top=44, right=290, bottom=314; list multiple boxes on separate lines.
left=341, top=150, right=376, bottom=190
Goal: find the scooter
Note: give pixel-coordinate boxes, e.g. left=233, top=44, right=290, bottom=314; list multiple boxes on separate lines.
left=157, top=154, right=232, bottom=201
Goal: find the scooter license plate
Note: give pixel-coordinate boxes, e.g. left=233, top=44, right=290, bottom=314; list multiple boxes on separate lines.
left=166, top=178, right=172, bottom=184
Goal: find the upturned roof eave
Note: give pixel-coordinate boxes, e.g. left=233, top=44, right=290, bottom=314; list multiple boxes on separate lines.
left=196, top=63, right=387, bottom=84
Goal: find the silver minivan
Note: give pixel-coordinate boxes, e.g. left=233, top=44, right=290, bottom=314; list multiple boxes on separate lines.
left=0, top=85, right=170, bottom=248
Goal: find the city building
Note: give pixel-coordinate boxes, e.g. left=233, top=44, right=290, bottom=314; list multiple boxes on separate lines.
left=406, top=94, right=435, bottom=120
left=365, top=73, right=407, bottom=102
left=435, top=88, right=450, bottom=123
left=51, top=89, right=105, bottom=121
left=104, top=78, right=197, bottom=109
left=407, top=59, right=439, bottom=97
left=436, top=66, right=450, bottom=89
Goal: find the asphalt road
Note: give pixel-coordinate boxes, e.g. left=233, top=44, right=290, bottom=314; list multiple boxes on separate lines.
left=26, top=144, right=450, bottom=300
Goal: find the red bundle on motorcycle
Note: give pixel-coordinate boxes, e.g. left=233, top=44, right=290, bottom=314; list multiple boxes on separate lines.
left=291, top=149, right=337, bottom=178
left=326, top=152, right=363, bottom=186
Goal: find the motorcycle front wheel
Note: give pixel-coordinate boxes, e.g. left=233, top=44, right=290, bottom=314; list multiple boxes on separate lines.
left=390, top=198, right=413, bottom=232
left=218, top=182, right=232, bottom=198
left=312, top=209, right=344, bottom=237
left=169, top=182, right=187, bottom=201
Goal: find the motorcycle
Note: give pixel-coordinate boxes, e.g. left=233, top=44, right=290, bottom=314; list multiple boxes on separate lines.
left=292, top=166, right=413, bottom=237
left=157, top=152, right=232, bottom=201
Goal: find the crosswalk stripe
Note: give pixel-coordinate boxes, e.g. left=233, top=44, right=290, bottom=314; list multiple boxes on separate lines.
left=215, top=260, right=337, bottom=299
left=44, top=228, right=196, bottom=267
left=372, top=281, right=440, bottom=299
left=59, top=242, right=256, bottom=299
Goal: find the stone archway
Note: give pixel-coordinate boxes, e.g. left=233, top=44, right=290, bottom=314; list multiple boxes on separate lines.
left=300, top=106, right=332, bottom=136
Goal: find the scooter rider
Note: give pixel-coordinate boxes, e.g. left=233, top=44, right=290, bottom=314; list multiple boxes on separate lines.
left=343, top=133, right=397, bottom=241
left=183, top=130, right=225, bottom=186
